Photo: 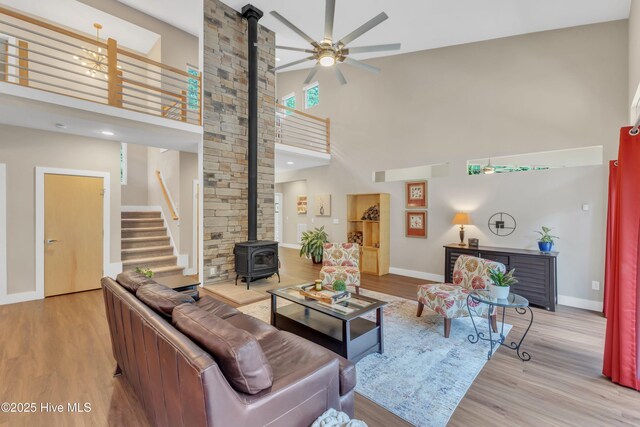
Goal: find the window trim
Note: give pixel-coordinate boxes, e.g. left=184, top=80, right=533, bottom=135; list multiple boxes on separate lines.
left=120, top=143, right=127, bottom=185
left=303, top=81, right=319, bottom=110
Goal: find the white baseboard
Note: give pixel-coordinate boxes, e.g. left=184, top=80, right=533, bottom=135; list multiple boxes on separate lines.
left=389, top=267, right=444, bottom=283
left=0, top=291, right=39, bottom=306
left=279, top=243, right=302, bottom=250
left=557, top=295, right=603, bottom=312
left=183, top=267, right=198, bottom=275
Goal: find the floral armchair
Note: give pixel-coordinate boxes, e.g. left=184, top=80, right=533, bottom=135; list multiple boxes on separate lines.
left=416, top=255, right=505, bottom=338
left=319, top=243, right=361, bottom=294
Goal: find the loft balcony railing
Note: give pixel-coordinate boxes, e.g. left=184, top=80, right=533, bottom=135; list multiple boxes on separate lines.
left=276, top=103, right=330, bottom=154
left=0, top=6, right=202, bottom=126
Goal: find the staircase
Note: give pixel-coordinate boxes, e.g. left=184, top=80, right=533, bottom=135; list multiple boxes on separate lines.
left=121, top=211, right=184, bottom=278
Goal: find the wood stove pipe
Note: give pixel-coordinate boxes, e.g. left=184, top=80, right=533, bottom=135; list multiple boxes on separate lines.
left=241, top=4, right=263, bottom=242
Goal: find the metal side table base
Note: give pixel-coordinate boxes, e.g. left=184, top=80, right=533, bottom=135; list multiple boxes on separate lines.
left=467, top=291, right=533, bottom=362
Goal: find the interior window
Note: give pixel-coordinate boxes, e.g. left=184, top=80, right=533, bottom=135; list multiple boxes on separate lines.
left=304, top=82, right=319, bottom=109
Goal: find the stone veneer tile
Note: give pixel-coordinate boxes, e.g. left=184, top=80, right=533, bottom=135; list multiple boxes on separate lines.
left=203, top=0, right=275, bottom=283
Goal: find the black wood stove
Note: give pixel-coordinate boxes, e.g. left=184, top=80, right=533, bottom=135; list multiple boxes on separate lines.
left=233, top=5, right=279, bottom=289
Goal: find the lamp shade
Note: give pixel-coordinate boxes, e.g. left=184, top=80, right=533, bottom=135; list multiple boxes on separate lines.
left=451, top=212, right=471, bottom=225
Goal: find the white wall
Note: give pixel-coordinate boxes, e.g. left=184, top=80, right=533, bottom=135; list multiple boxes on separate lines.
left=276, top=21, right=628, bottom=306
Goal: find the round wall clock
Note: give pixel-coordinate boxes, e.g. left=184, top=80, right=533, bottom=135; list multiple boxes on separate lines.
left=488, top=212, right=516, bottom=236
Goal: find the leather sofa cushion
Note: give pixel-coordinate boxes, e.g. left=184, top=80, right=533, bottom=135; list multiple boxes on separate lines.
left=173, top=304, right=273, bottom=395
left=116, top=270, right=157, bottom=293
left=225, top=313, right=278, bottom=341
left=195, top=295, right=240, bottom=319
left=136, top=283, right=195, bottom=319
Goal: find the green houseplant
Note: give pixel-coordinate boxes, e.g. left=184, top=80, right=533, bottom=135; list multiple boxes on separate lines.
left=488, top=268, right=518, bottom=299
left=135, top=267, right=154, bottom=278
left=332, top=279, right=347, bottom=292
left=536, top=226, right=559, bottom=253
left=299, top=226, right=329, bottom=264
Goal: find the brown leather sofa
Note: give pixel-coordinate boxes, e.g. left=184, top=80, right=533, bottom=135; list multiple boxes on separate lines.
left=102, top=272, right=356, bottom=427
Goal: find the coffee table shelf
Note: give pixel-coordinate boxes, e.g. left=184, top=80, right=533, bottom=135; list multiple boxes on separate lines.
left=268, top=285, right=387, bottom=362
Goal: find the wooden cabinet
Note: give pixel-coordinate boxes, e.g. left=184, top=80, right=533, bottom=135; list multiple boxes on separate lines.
left=444, top=244, right=558, bottom=311
left=347, top=193, right=389, bottom=276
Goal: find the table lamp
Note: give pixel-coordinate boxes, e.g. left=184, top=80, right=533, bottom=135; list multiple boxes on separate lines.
left=452, top=212, right=471, bottom=246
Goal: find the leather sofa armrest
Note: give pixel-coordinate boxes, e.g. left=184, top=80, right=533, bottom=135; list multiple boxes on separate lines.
left=180, top=288, right=200, bottom=301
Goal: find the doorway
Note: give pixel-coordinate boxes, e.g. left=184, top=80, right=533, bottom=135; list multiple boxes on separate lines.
left=275, top=192, right=283, bottom=243
left=36, top=168, right=111, bottom=299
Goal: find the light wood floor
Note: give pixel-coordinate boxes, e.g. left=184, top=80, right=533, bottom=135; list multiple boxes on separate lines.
left=0, top=248, right=638, bottom=426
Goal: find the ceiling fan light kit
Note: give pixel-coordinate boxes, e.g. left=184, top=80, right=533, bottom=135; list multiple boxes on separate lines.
left=271, top=0, right=401, bottom=85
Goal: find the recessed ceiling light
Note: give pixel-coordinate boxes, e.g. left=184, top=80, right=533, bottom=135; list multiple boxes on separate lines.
left=55, top=123, right=67, bottom=129
left=101, top=130, right=115, bottom=136
left=276, top=57, right=281, bottom=62
left=287, top=161, right=294, bottom=165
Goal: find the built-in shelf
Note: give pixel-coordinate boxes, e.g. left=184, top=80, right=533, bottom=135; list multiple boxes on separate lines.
left=346, top=193, right=389, bottom=276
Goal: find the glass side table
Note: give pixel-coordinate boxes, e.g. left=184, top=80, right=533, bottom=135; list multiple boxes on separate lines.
left=467, top=290, right=533, bottom=361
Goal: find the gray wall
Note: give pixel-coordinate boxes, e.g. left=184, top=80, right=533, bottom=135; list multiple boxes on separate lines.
left=121, top=143, right=148, bottom=205
left=631, top=0, right=640, bottom=110
left=0, top=125, right=121, bottom=294
left=275, top=180, right=307, bottom=244
left=276, top=21, right=628, bottom=305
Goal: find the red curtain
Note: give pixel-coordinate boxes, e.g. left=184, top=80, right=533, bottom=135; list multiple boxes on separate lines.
left=603, top=160, right=618, bottom=317
left=603, top=127, right=640, bottom=390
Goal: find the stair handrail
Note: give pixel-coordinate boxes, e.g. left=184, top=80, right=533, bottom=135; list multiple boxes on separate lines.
left=155, top=170, right=179, bottom=220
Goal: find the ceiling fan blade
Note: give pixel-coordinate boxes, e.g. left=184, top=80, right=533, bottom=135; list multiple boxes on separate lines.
left=270, top=11, right=318, bottom=46
left=274, top=56, right=315, bottom=72
left=334, top=66, right=347, bottom=85
left=324, top=0, right=336, bottom=41
left=346, top=43, right=401, bottom=54
left=304, top=65, right=321, bottom=84
left=276, top=45, right=315, bottom=53
left=338, top=12, right=388, bottom=47
left=343, top=57, right=380, bottom=74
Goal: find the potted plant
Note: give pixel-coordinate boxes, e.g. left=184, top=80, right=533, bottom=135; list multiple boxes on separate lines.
left=488, top=268, right=518, bottom=299
left=135, top=267, right=154, bottom=278
left=299, top=226, right=328, bottom=264
left=536, top=226, right=559, bottom=253
left=332, top=279, right=347, bottom=292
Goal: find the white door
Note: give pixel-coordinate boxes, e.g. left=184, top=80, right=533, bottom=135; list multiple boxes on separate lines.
left=274, top=193, right=283, bottom=243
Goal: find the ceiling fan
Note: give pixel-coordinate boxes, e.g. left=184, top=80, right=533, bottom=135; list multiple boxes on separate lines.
left=271, top=0, right=401, bottom=85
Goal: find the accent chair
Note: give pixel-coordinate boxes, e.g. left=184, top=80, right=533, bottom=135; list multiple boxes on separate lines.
left=319, top=243, right=361, bottom=295
left=416, top=255, right=505, bottom=337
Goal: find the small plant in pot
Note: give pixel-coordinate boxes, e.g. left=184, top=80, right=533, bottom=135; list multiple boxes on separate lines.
left=536, top=226, right=559, bottom=253
left=488, top=268, right=518, bottom=300
left=299, top=226, right=329, bottom=264
left=332, top=279, right=347, bottom=292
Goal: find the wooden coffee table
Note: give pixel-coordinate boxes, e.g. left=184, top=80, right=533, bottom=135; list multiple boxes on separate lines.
left=268, top=285, right=387, bottom=362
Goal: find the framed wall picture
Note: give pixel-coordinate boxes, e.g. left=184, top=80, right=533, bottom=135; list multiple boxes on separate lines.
left=314, top=194, right=331, bottom=216
left=297, top=195, right=308, bottom=215
left=406, top=211, right=427, bottom=238
left=406, top=181, right=427, bottom=208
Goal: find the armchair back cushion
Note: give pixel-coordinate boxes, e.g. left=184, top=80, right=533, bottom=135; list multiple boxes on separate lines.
left=452, top=255, right=506, bottom=290
left=322, top=243, right=359, bottom=268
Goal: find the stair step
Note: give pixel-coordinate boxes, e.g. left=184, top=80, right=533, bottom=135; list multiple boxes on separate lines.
left=150, top=265, right=185, bottom=278
left=122, top=227, right=167, bottom=238
left=122, top=211, right=161, bottom=219
left=122, top=236, right=171, bottom=249
left=121, top=218, right=165, bottom=229
left=122, top=245, right=174, bottom=261
left=122, top=255, right=177, bottom=269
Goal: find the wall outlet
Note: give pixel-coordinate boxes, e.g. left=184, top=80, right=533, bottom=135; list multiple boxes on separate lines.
left=333, top=218, right=339, bottom=224
left=209, top=266, right=219, bottom=277
left=591, top=280, right=600, bottom=291
left=582, top=203, right=590, bottom=211
left=311, top=218, right=315, bottom=223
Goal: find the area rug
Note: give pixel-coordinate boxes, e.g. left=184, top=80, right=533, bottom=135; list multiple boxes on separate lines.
left=239, top=289, right=511, bottom=427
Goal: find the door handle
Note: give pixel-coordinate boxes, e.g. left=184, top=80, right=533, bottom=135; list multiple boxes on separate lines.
left=46, top=239, right=60, bottom=244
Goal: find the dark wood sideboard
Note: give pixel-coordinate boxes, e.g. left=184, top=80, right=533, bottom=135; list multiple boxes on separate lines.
left=444, top=244, right=558, bottom=311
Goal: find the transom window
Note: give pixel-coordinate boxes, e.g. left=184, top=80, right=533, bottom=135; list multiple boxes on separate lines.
left=282, top=92, right=296, bottom=115
left=304, top=82, right=319, bottom=109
